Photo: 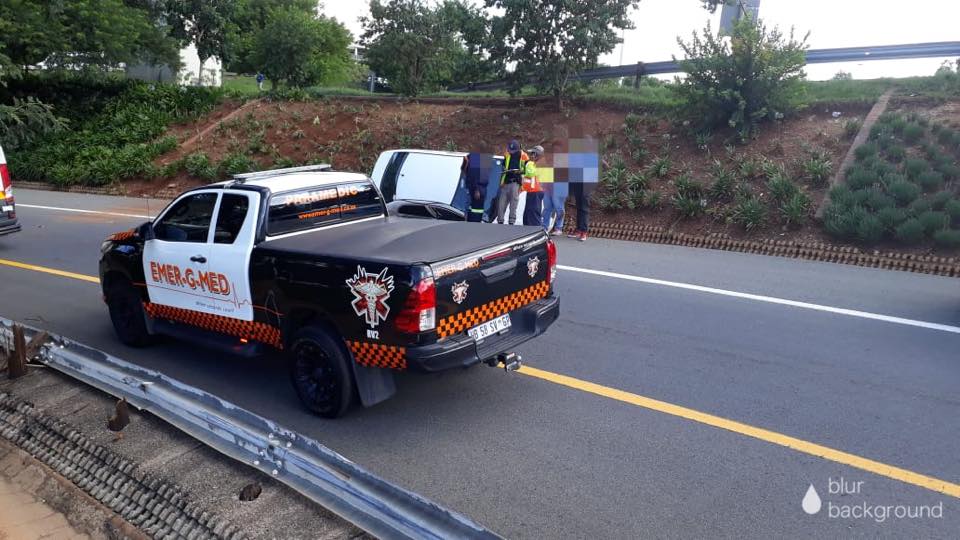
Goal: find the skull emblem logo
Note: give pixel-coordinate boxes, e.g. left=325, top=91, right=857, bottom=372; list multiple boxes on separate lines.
left=345, top=266, right=395, bottom=328
left=527, top=256, right=540, bottom=278
left=451, top=280, right=469, bottom=304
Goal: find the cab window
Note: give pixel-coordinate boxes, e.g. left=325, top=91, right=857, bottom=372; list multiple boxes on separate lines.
left=268, top=186, right=342, bottom=235
left=154, top=192, right=217, bottom=242
left=214, top=193, right=249, bottom=244
left=339, top=181, right=384, bottom=220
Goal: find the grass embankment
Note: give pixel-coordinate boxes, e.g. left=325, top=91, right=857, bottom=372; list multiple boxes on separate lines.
left=821, top=111, right=960, bottom=249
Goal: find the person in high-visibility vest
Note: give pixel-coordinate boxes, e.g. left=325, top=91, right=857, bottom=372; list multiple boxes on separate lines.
left=521, top=145, right=544, bottom=227
left=496, top=139, right=527, bottom=225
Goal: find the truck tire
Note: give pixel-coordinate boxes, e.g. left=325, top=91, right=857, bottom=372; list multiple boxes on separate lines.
left=289, top=326, right=355, bottom=418
left=105, top=280, right=153, bottom=347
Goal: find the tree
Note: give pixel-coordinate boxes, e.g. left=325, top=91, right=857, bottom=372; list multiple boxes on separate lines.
left=0, top=0, right=179, bottom=82
left=252, top=8, right=353, bottom=88
left=165, top=0, right=236, bottom=84
left=675, top=16, right=808, bottom=141
left=700, top=0, right=733, bottom=12
left=225, top=0, right=318, bottom=73
left=486, top=0, right=640, bottom=108
left=361, top=0, right=495, bottom=96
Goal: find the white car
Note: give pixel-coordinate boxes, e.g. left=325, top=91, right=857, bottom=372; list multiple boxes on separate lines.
left=0, top=144, right=21, bottom=237
left=370, top=149, right=528, bottom=223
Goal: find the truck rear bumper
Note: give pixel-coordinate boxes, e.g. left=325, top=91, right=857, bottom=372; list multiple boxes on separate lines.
left=405, top=295, right=559, bottom=373
left=0, top=219, right=21, bottom=237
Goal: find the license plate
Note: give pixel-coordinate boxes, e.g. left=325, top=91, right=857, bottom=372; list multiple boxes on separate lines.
left=1, top=206, right=12, bottom=213
left=467, top=314, right=512, bottom=341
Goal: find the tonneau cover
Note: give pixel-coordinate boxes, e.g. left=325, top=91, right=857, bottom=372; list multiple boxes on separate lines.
left=260, top=216, right=542, bottom=265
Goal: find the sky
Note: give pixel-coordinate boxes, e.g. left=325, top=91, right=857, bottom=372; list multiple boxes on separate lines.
left=323, top=0, right=960, bottom=81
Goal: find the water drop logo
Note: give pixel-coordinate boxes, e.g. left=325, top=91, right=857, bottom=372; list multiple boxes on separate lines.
left=802, top=484, right=822, bottom=515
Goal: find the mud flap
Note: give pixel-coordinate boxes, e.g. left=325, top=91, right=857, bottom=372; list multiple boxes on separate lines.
left=350, top=362, right=396, bottom=407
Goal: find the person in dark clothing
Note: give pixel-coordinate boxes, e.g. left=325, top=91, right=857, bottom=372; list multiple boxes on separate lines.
left=461, top=152, right=492, bottom=222
left=566, top=182, right=590, bottom=241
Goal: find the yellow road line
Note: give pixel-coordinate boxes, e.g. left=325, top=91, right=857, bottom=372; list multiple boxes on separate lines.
left=0, top=258, right=100, bottom=284
left=2, top=257, right=958, bottom=499
left=519, top=365, right=960, bottom=499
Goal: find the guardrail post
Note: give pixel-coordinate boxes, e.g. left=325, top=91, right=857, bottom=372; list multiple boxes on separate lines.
left=9, top=325, right=27, bottom=379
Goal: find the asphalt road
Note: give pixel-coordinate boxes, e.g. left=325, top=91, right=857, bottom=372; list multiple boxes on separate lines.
left=1, top=189, right=958, bottom=538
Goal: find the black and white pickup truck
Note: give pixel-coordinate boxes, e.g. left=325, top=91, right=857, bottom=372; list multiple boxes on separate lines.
left=98, top=165, right=559, bottom=417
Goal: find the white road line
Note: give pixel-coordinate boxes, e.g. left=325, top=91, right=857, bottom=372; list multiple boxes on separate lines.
left=17, top=204, right=151, bottom=219
left=558, top=264, right=960, bottom=335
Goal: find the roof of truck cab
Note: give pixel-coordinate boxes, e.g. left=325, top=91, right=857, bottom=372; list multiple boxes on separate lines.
left=203, top=171, right=371, bottom=195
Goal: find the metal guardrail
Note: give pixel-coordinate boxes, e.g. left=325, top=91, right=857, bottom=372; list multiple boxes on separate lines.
left=0, top=318, right=500, bottom=540
left=455, top=41, right=960, bottom=91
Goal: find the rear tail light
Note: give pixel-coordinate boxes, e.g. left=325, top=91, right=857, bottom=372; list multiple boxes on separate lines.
left=0, top=163, right=12, bottom=201
left=395, top=277, right=436, bottom=333
left=546, top=239, right=557, bottom=285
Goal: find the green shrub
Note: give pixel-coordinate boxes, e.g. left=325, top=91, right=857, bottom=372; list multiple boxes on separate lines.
left=675, top=173, right=705, bottom=199
left=801, top=156, right=832, bottom=187
left=854, top=142, right=877, bottom=161
left=599, top=192, right=626, bottom=211
left=863, top=188, right=895, bottom=211
left=918, top=210, right=949, bottom=234
left=737, top=157, right=763, bottom=179
left=880, top=172, right=906, bottom=187
left=823, top=204, right=866, bottom=240
left=671, top=192, right=706, bottom=218
left=908, top=198, right=933, bottom=217
left=843, top=119, right=862, bottom=140
left=888, top=181, right=921, bottom=205
left=219, top=153, right=258, bottom=176
left=829, top=184, right=856, bottom=207
left=877, top=207, right=908, bottom=231
left=885, top=145, right=906, bottom=163
left=675, top=16, right=807, bottom=141
left=937, top=128, right=955, bottom=146
left=767, top=172, right=799, bottom=203
left=709, top=167, right=736, bottom=201
left=846, top=168, right=878, bottom=190
left=8, top=82, right=224, bottom=186
left=945, top=199, right=960, bottom=223
left=889, top=115, right=907, bottom=134
left=780, top=191, right=811, bottom=228
left=928, top=191, right=953, bottom=210
left=895, top=218, right=925, bottom=244
left=151, top=135, right=178, bottom=155
left=627, top=171, right=649, bottom=192
left=917, top=170, right=945, bottom=192
left=649, top=156, right=671, bottom=178
left=903, top=122, right=925, bottom=143
left=625, top=188, right=646, bottom=210
left=933, top=229, right=960, bottom=249
left=905, top=158, right=929, bottom=180
left=184, top=152, right=218, bottom=180
left=937, top=163, right=960, bottom=181
left=869, top=123, right=890, bottom=141
left=857, top=214, right=885, bottom=244
left=645, top=191, right=663, bottom=209
left=731, top=196, right=768, bottom=231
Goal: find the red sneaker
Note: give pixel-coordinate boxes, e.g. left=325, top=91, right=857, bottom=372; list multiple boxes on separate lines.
left=578, top=232, right=588, bottom=242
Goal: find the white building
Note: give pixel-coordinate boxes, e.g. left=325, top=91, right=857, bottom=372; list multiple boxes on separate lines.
left=126, top=43, right=222, bottom=87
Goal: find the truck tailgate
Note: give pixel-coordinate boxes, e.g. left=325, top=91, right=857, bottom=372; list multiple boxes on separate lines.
left=431, top=232, right=552, bottom=340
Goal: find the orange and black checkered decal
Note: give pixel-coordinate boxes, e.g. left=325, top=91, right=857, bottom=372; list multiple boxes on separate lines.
left=142, top=302, right=282, bottom=349
left=437, top=281, right=549, bottom=338
left=346, top=341, right=407, bottom=370
left=109, top=229, right=136, bottom=241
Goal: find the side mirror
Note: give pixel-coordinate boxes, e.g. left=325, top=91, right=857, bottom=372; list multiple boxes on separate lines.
left=137, top=221, right=155, bottom=241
